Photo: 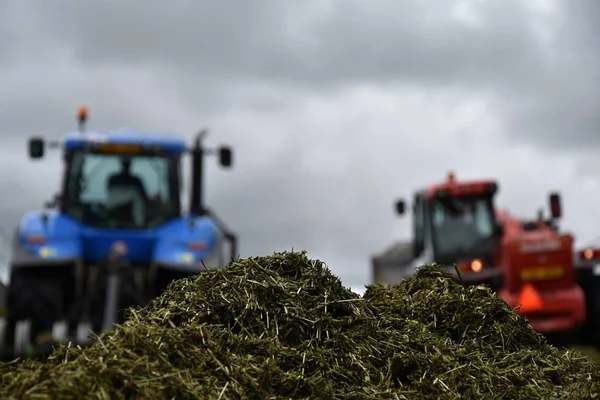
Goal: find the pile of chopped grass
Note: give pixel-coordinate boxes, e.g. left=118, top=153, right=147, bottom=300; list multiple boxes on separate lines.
left=1, top=251, right=599, bottom=399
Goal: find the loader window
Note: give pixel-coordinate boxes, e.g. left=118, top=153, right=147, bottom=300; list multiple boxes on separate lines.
left=430, top=196, right=495, bottom=256
left=63, top=151, right=180, bottom=229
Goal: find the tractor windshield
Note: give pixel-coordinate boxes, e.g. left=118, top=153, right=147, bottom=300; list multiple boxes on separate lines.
left=63, top=150, right=181, bottom=229
left=430, top=195, right=496, bottom=256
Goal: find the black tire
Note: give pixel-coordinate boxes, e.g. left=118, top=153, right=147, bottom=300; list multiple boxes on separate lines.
left=5, top=272, right=65, bottom=344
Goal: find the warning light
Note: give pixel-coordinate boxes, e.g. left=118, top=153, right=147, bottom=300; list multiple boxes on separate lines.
left=78, top=106, right=88, bottom=122
left=447, top=171, right=455, bottom=183
left=516, top=284, right=543, bottom=313
left=99, top=143, right=143, bottom=154
left=471, top=259, right=483, bottom=272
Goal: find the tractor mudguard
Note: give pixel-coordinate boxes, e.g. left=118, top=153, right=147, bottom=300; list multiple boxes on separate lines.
left=151, top=216, right=225, bottom=272
left=11, top=210, right=82, bottom=269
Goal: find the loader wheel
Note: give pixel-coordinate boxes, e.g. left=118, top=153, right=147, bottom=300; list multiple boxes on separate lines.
left=6, top=274, right=64, bottom=344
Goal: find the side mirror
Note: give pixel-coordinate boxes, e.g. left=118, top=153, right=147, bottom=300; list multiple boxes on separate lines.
left=29, top=137, right=45, bottom=159
left=219, top=146, right=233, bottom=167
left=395, top=199, right=406, bottom=216
left=549, top=192, right=562, bottom=219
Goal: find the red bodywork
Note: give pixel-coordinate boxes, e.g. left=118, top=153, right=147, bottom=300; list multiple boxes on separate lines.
left=426, top=173, right=586, bottom=334
left=494, top=211, right=586, bottom=333
left=424, top=176, right=497, bottom=200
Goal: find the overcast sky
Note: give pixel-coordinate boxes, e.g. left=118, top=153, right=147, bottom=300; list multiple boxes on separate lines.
left=0, top=0, right=598, bottom=288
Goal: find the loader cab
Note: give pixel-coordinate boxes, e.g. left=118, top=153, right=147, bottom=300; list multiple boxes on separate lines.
left=396, top=173, right=503, bottom=265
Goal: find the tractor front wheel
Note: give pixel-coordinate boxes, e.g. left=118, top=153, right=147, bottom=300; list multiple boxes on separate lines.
left=4, top=272, right=65, bottom=346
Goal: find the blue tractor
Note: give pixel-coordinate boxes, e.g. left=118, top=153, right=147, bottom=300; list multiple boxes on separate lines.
left=0, top=107, right=238, bottom=360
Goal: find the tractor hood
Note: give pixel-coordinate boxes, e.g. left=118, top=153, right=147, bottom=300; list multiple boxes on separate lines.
left=14, top=210, right=221, bottom=268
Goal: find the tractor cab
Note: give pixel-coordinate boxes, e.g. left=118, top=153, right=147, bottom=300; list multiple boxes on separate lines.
left=395, top=172, right=503, bottom=268
left=24, top=107, right=237, bottom=267
left=54, top=139, right=183, bottom=230
left=30, top=107, right=231, bottom=223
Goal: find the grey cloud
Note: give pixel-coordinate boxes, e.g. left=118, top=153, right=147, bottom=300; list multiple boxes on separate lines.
left=2, top=0, right=592, bottom=150
left=12, top=0, right=594, bottom=155
left=8, top=0, right=545, bottom=89
left=498, top=0, right=600, bottom=152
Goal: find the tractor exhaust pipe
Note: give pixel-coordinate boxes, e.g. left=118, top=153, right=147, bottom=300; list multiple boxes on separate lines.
left=190, top=130, right=208, bottom=216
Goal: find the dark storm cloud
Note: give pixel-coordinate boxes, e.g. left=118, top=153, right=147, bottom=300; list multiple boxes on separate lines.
left=3, top=0, right=595, bottom=144
left=13, top=0, right=545, bottom=89
left=8, top=0, right=597, bottom=153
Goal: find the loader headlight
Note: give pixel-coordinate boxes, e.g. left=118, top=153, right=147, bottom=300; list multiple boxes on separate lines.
left=471, top=259, right=483, bottom=272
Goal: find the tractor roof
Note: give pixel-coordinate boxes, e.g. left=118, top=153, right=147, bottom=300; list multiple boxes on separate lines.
left=423, top=179, right=497, bottom=199
left=421, top=172, right=498, bottom=200
left=62, top=129, right=188, bottom=154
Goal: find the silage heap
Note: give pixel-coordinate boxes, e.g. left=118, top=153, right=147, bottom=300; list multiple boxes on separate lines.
left=1, top=252, right=599, bottom=399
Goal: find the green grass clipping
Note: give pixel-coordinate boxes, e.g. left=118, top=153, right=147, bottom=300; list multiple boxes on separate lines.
left=1, top=251, right=599, bottom=399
